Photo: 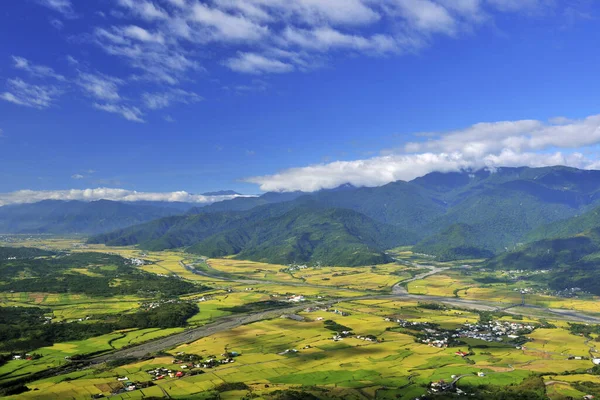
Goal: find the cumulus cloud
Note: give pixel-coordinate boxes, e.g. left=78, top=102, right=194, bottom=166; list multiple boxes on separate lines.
left=246, top=113, right=600, bottom=192
left=0, top=188, right=256, bottom=207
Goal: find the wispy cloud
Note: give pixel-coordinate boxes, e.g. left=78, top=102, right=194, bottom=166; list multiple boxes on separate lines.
left=0, top=187, right=256, bottom=206
left=142, top=89, right=202, bottom=110
left=37, top=0, right=76, bottom=18
left=20, top=0, right=589, bottom=121
left=77, top=72, right=123, bottom=101
left=12, top=56, right=66, bottom=81
left=71, top=174, right=85, bottom=180
left=246, top=113, right=600, bottom=192
left=93, top=103, right=145, bottom=123
left=0, top=78, right=62, bottom=109
left=224, top=53, right=295, bottom=74
left=49, top=18, right=64, bottom=30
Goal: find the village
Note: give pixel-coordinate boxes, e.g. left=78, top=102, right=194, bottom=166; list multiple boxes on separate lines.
left=388, top=317, right=535, bottom=349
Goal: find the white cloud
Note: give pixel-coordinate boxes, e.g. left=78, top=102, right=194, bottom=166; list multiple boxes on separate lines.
left=0, top=79, right=62, bottom=109
left=224, top=52, right=295, bottom=74
left=37, top=0, right=75, bottom=17
left=23, top=0, right=580, bottom=124
left=246, top=113, right=600, bottom=192
left=12, top=56, right=66, bottom=81
left=386, top=0, right=458, bottom=35
left=215, top=0, right=381, bottom=26
left=0, top=128, right=4, bottom=138
left=93, top=103, right=145, bottom=122
left=77, top=72, right=123, bottom=101
left=66, top=55, right=79, bottom=66
left=0, top=188, right=256, bottom=207
left=405, top=114, right=600, bottom=156
left=142, top=89, right=202, bottom=110
left=189, top=2, right=269, bottom=42
left=281, top=27, right=399, bottom=53
left=71, top=174, right=85, bottom=179
left=116, top=0, right=169, bottom=20
left=121, top=25, right=166, bottom=43
left=94, top=27, right=198, bottom=84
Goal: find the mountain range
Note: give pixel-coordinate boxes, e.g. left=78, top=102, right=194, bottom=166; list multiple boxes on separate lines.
left=85, top=166, right=600, bottom=265
left=7, top=166, right=600, bottom=267
left=0, top=200, right=190, bottom=235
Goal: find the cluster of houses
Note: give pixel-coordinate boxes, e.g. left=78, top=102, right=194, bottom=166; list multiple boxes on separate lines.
left=332, top=330, right=353, bottom=342
left=12, top=353, right=40, bottom=361
left=390, top=317, right=534, bottom=348
left=288, top=295, right=306, bottom=303
left=455, top=320, right=534, bottom=343
left=140, top=297, right=200, bottom=310
left=281, top=264, right=309, bottom=273
left=110, top=378, right=154, bottom=395
left=129, top=258, right=146, bottom=266
left=329, top=309, right=351, bottom=316
left=144, top=352, right=241, bottom=381
left=278, top=349, right=299, bottom=356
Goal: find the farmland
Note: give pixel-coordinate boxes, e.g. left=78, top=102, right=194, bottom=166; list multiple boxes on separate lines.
left=2, top=237, right=600, bottom=399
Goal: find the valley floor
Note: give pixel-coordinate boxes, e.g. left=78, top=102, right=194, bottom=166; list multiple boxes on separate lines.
left=2, top=237, right=600, bottom=399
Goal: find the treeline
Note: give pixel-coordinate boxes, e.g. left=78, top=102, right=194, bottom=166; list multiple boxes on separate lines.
left=1, top=273, right=202, bottom=297
left=0, top=252, right=206, bottom=297
left=0, top=247, right=56, bottom=260
left=0, top=303, right=199, bottom=353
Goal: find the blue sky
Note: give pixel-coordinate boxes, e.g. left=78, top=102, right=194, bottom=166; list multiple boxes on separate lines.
left=1, top=0, right=599, bottom=204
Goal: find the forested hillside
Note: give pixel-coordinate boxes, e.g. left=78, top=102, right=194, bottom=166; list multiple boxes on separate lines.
left=73, top=166, right=600, bottom=263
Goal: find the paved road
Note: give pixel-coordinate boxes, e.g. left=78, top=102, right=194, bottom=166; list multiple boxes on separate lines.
left=89, top=303, right=321, bottom=362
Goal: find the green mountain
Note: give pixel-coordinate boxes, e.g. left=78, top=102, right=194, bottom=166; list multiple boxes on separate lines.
left=89, top=166, right=600, bottom=263
left=411, top=224, right=495, bottom=261
left=409, top=167, right=600, bottom=259
left=90, top=203, right=416, bottom=266
left=485, top=228, right=600, bottom=295
left=525, top=204, right=600, bottom=243
left=0, top=200, right=191, bottom=235
left=188, top=207, right=416, bottom=266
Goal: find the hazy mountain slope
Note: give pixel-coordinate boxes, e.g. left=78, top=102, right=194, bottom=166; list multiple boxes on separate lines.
left=525, top=205, right=600, bottom=243
left=485, top=228, right=600, bottom=295
left=188, top=191, right=305, bottom=214
left=0, top=200, right=187, bottom=235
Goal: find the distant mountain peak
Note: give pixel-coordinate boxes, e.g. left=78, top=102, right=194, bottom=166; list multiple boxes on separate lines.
left=324, top=183, right=356, bottom=192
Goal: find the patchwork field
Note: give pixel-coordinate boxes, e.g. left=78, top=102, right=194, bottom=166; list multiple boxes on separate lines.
left=2, top=240, right=600, bottom=399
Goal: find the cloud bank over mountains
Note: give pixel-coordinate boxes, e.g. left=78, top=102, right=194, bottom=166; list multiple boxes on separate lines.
left=0, top=188, right=254, bottom=207
left=247, top=114, right=600, bottom=192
